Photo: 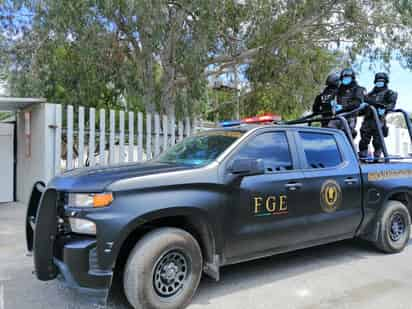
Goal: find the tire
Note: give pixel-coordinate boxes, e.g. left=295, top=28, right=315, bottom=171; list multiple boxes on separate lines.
left=375, top=201, right=411, bottom=253
left=123, top=228, right=203, bottom=309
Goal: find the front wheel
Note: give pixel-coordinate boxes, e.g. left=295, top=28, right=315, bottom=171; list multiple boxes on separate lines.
left=375, top=201, right=411, bottom=253
left=123, top=228, right=203, bottom=309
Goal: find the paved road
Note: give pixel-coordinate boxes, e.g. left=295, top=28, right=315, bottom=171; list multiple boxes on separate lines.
left=2, top=202, right=412, bottom=309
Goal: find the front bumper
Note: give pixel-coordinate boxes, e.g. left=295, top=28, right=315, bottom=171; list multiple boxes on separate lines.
left=26, top=184, right=113, bottom=298
left=54, top=238, right=113, bottom=298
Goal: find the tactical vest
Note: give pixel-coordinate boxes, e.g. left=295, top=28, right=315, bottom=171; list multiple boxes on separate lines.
left=365, top=88, right=395, bottom=119
left=319, top=88, right=338, bottom=113
left=320, top=89, right=337, bottom=105
left=337, top=86, right=359, bottom=107
left=366, top=89, right=389, bottom=106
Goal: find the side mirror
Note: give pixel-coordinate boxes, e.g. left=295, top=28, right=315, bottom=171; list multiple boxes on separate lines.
left=228, top=158, right=265, bottom=176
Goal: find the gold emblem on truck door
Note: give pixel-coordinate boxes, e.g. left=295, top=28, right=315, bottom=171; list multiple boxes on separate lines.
left=320, top=179, right=342, bottom=212
left=253, top=195, right=288, bottom=217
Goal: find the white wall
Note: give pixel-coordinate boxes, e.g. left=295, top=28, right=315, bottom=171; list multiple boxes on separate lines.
left=0, top=123, right=14, bottom=203
left=354, top=119, right=412, bottom=157
left=16, top=103, right=57, bottom=203
left=387, top=125, right=412, bottom=157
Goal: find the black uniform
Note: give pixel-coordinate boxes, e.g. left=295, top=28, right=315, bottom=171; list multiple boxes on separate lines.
left=359, top=84, right=397, bottom=158
left=328, top=74, right=365, bottom=138
left=336, top=81, right=365, bottom=112
left=312, top=73, right=340, bottom=127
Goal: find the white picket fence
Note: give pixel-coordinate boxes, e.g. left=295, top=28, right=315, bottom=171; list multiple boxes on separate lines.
left=54, top=105, right=199, bottom=175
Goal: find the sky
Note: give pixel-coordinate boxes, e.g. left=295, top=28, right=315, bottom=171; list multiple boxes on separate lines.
left=357, top=60, right=412, bottom=112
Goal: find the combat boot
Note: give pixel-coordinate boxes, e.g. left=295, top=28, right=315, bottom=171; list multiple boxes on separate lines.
left=358, top=150, right=369, bottom=159
left=374, top=149, right=382, bottom=162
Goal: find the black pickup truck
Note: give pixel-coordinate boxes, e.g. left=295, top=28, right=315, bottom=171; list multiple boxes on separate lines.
left=26, top=111, right=412, bottom=309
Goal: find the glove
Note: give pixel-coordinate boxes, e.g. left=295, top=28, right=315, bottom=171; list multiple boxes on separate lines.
left=378, top=108, right=386, bottom=116
left=330, top=99, right=337, bottom=108
left=360, top=102, right=368, bottom=109
left=335, top=104, right=343, bottom=112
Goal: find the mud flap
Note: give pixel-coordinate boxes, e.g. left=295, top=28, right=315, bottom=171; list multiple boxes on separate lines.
left=32, top=187, right=59, bottom=281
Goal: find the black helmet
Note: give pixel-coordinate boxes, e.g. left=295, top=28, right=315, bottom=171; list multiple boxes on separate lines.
left=374, top=72, right=389, bottom=83
left=325, top=73, right=340, bottom=88
left=340, top=68, right=356, bottom=80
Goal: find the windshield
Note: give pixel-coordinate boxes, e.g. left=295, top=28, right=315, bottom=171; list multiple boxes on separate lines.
left=157, top=130, right=244, bottom=166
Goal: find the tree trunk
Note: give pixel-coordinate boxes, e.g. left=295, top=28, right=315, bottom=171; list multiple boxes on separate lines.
left=161, top=59, right=176, bottom=116
left=160, top=7, right=184, bottom=117
left=142, top=53, right=156, bottom=114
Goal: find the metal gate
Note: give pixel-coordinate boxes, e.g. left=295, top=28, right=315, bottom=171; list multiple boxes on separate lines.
left=54, top=105, right=200, bottom=175
left=0, top=123, right=14, bottom=203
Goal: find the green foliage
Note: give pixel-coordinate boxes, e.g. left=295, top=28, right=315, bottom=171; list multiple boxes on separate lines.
left=245, top=39, right=339, bottom=119
left=0, top=112, right=12, bottom=121
left=387, top=113, right=412, bottom=129
left=1, top=0, right=412, bottom=120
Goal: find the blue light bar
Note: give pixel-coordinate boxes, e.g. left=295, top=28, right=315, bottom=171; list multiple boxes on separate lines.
left=219, top=120, right=242, bottom=127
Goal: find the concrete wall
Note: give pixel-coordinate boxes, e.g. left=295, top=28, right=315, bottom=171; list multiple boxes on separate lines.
left=0, top=123, right=14, bottom=202
left=386, top=125, right=412, bottom=157
left=16, top=103, right=57, bottom=203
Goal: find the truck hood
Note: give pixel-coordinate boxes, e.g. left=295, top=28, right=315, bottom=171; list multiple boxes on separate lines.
left=47, top=162, right=194, bottom=192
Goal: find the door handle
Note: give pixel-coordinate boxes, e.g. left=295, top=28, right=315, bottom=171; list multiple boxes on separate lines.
left=285, top=182, right=302, bottom=191
left=344, top=177, right=359, bottom=184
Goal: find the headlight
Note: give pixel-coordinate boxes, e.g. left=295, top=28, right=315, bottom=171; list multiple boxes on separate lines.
left=69, top=218, right=96, bottom=235
left=68, top=193, right=113, bottom=208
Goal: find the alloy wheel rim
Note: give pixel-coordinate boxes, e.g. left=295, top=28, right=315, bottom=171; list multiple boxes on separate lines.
left=389, top=213, right=406, bottom=242
left=153, top=250, right=189, bottom=297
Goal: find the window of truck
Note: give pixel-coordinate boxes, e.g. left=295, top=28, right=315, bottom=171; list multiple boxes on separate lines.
left=233, top=131, right=293, bottom=172
left=157, top=130, right=244, bottom=166
left=299, top=132, right=342, bottom=168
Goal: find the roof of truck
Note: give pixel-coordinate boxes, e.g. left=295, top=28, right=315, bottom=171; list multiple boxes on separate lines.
left=216, top=123, right=343, bottom=134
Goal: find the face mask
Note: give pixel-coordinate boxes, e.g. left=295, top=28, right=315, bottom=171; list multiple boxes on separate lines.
left=375, top=81, right=385, bottom=88
left=342, top=77, right=352, bottom=86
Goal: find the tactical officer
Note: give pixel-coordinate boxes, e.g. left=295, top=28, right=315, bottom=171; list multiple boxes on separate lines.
left=358, top=72, right=397, bottom=159
left=328, top=68, right=366, bottom=138
left=312, top=72, right=340, bottom=127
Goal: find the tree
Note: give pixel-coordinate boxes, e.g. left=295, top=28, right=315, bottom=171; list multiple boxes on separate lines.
left=387, top=113, right=412, bottom=129
left=1, top=0, right=412, bottom=119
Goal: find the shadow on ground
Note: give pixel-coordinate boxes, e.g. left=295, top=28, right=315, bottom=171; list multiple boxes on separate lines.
left=107, top=238, right=385, bottom=308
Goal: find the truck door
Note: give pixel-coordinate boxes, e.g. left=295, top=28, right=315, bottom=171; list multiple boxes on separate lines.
left=295, top=130, right=362, bottom=241
left=223, top=130, right=307, bottom=261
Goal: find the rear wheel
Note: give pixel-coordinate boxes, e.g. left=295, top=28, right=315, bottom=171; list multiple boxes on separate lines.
left=375, top=201, right=411, bottom=253
left=123, top=228, right=203, bottom=309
